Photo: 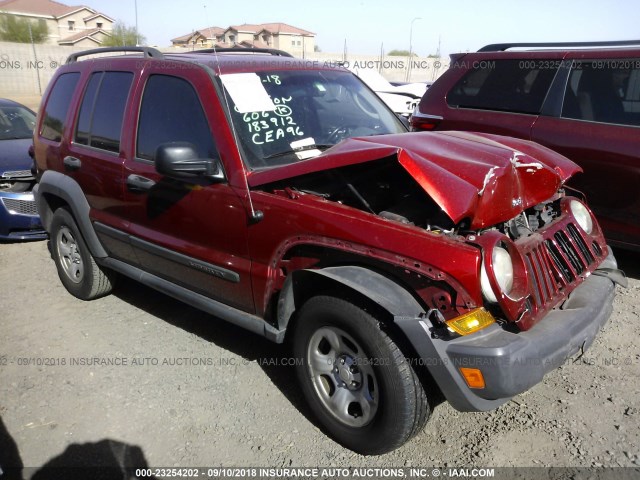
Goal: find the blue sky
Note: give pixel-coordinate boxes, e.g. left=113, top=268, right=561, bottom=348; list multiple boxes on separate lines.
left=89, top=0, right=639, bottom=56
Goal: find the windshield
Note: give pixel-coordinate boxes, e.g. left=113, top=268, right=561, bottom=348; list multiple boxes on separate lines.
left=219, top=69, right=406, bottom=168
left=0, top=105, right=36, bottom=140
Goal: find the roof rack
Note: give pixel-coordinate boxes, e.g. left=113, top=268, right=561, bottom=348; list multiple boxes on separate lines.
left=66, top=46, right=164, bottom=64
left=478, top=40, right=640, bottom=52
left=188, top=47, right=294, bottom=58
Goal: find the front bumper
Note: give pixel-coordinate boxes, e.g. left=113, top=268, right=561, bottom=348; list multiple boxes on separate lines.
left=396, top=251, right=619, bottom=412
left=0, top=191, right=48, bottom=241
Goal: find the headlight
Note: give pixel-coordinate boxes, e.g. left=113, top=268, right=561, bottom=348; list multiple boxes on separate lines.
left=481, top=246, right=514, bottom=303
left=570, top=200, right=593, bottom=234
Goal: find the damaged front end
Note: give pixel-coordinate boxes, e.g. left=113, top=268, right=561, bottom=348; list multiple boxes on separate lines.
left=251, top=130, right=624, bottom=334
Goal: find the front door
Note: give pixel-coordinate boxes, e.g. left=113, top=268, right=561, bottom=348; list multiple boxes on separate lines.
left=120, top=69, right=254, bottom=312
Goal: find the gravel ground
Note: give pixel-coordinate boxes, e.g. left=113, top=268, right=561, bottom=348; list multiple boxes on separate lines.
left=0, top=240, right=639, bottom=475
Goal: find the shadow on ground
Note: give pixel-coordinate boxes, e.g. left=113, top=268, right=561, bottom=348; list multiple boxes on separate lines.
left=1, top=414, right=152, bottom=480
left=111, top=275, right=315, bottom=427
left=0, top=415, right=23, bottom=480
left=612, top=248, right=640, bottom=280
left=111, top=276, right=444, bottom=441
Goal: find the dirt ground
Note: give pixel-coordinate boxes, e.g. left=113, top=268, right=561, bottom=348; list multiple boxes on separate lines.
left=1, top=240, right=639, bottom=476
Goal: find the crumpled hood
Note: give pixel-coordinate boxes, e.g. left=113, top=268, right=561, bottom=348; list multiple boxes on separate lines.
left=248, top=131, right=581, bottom=229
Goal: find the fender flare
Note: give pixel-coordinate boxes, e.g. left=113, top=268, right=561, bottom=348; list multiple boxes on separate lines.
left=276, top=264, right=504, bottom=412
left=34, top=170, right=108, bottom=258
left=276, top=265, right=425, bottom=331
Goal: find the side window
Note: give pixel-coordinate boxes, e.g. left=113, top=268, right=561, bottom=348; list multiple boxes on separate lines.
left=136, top=75, right=216, bottom=161
left=74, top=71, right=134, bottom=152
left=562, top=60, right=640, bottom=127
left=447, top=59, right=557, bottom=115
left=40, top=72, right=80, bottom=142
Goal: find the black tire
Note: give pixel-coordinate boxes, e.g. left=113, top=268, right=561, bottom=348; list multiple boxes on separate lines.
left=291, top=295, right=430, bottom=454
left=50, top=207, right=115, bottom=300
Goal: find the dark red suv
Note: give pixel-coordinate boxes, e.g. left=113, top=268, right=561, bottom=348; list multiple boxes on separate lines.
left=33, top=46, right=624, bottom=454
left=412, top=40, right=640, bottom=251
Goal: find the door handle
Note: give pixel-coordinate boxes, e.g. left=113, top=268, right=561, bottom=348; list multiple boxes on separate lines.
left=63, top=156, right=81, bottom=171
left=126, top=174, right=156, bottom=193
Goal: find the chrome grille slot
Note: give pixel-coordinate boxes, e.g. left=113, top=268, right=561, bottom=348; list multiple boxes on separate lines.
left=545, top=238, right=576, bottom=283
left=567, top=223, right=595, bottom=264
left=525, top=243, right=560, bottom=307
left=520, top=221, right=599, bottom=311
left=555, top=230, right=585, bottom=274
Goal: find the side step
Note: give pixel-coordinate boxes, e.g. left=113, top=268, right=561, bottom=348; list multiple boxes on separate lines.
left=100, top=257, right=285, bottom=343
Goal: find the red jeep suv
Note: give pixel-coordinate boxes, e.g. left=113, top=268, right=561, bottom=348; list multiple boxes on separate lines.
left=412, top=40, right=640, bottom=251
left=33, top=46, right=624, bottom=454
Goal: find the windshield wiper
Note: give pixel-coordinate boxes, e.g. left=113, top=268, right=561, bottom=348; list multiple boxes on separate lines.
left=263, top=144, right=333, bottom=160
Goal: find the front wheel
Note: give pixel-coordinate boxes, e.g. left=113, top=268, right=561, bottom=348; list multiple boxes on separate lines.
left=292, top=295, right=430, bottom=454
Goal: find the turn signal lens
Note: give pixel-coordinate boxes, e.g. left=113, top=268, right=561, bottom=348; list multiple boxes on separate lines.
left=445, top=308, right=496, bottom=336
left=460, top=367, right=486, bottom=389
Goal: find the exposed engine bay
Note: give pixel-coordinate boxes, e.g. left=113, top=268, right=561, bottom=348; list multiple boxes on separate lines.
left=265, top=157, right=565, bottom=240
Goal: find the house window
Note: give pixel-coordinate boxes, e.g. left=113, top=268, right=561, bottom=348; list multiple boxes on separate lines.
left=96, top=22, right=103, bottom=29
left=68, top=20, right=75, bottom=31
left=229, top=34, right=235, bottom=43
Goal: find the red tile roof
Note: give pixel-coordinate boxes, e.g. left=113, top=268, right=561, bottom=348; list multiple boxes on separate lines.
left=171, top=26, right=224, bottom=44
left=227, top=23, right=314, bottom=36
left=198, top=26, right=225, bottom=38
left=57, top=26, right=105, bottom=44
left=0, top=0, right=93, bottom=18
left=83, top=12, right=113, bottom=22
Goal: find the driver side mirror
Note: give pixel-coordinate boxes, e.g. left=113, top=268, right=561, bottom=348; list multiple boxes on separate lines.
left=155, top=142, right=224, bottom=182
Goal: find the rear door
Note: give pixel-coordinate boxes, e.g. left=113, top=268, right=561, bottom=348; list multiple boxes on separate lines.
left=119, top=66, right=254, bottom=312
left=65, top=69, right=138, bottom=264
left=531, top=55, right=640, bottom=248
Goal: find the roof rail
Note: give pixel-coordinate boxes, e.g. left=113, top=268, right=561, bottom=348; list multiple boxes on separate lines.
left=189, top=47, right=294, bottom=58
left=66, top=46, right=164, bottom=64
left=478, top=40, right=640, bottom=52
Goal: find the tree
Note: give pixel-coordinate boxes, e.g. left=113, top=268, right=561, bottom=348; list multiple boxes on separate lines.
left=0, top=14, right=48, bottom=43
left=102, top=21, right=146, bottom=47
left=314, top=45, right=321, bottom=52
left=387, top=49, right=417, bottom=57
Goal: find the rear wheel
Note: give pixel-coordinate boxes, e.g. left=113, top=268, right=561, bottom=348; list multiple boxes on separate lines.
left=292, top=295, right=430, bottom=454
left=50, top=207, right=115, bottom=300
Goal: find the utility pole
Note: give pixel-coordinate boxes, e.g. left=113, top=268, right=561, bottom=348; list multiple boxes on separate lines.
left=27, top=22, right=42, bottom=95
left=406, top=17, right=421, bottom=82
left=134, top=0, right=139, bottom=46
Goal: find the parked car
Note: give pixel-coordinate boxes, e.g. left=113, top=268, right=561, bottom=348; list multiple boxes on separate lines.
left=0, top=98, right=47, bottom=241
left=350, top=67, right=427, bottom=117
left=33, top=46, right=623, bottom=454
left=411, top=40, right=640, bottom=251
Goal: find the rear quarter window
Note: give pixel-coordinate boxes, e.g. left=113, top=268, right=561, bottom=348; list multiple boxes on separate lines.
left=446, top=59, right=558, bottom=115
left=562, top=59, right=640, bottom=127
left=40, top=72, right=80, bottom=142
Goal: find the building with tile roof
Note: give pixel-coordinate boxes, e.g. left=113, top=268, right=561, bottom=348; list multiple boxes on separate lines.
left=171, top=22, right=315, bottom=55
left=0, top=0, right=113, bottom=46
